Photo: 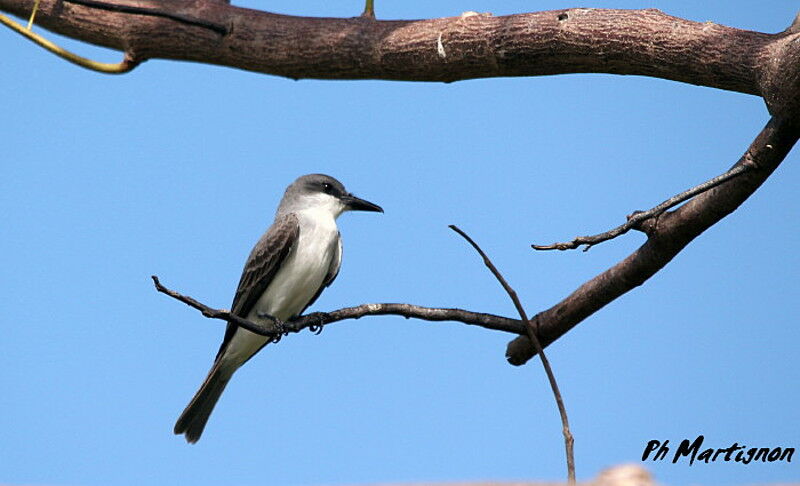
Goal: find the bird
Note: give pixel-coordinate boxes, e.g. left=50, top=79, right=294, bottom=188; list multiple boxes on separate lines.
left=174, top=174, right=383, bottom=443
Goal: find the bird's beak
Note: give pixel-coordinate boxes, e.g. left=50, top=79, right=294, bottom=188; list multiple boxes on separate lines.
left=342, top=193, right=383, bottom=213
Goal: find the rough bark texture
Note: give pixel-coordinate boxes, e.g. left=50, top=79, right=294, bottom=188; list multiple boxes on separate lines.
left=2, top=0, right=798, bottom=115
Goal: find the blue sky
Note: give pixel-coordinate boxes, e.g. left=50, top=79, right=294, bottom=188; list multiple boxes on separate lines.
left=1, top=1, right=798, bottom=485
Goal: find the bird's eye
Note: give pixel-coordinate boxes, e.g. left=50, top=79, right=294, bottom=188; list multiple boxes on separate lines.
left=321, top=183, right=334, bottom=194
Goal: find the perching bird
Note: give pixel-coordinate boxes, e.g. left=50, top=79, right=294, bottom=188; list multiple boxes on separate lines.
left=174, top=174, right=383, bottom=443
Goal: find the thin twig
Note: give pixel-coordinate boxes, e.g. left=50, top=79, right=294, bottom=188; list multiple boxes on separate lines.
left=151, top=275, right=527, bottom=336
left=532, top=162, right=756, bottom=251
left=449, top=225, right=575, bottom=484
left=152, top=275, right=284, bottom=337
left=0, top=13, right=139, bottom=73
left=26, top=0, right=39, bottom=28
left=509, top=116, right=799, bottom=366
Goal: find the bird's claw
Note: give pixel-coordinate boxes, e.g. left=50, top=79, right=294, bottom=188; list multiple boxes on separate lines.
left=257, top=311, right=286, bottom=343
left=307, top=313, right=326, bottom=335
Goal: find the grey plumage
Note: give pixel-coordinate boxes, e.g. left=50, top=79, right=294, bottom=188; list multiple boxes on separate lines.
left=221, top=213, right=303, bottom=360
left=174, top=174, right=382, bottom=443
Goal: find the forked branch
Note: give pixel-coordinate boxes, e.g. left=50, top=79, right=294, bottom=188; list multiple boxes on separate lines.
left=507, top=115, right=800, bottom=365
left=532, top=159, right=756, bottom=251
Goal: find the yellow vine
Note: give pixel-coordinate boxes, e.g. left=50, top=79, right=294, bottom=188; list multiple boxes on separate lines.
left=0, top=11, right=137, bottom=74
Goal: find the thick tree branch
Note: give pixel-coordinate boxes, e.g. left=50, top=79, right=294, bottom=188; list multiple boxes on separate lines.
left=507, top=115, right=800, bottom=365
left=151, top=275, right=527, bottom=337
left=2, top=0, right=799, bottom=113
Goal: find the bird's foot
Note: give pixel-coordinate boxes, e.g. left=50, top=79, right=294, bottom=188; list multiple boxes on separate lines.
left=306, top=312, right=326, bottom=335
left=257, top=311, right=287, bottom=342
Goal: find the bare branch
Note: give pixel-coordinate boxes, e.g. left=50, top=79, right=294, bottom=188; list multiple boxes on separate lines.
left=449, top=226, right=531, bottom=323
left=507, top=115, right=800, bottom=365
left=4, top=0, right=798, bottom=112
left=152, top=275, right=284, bottom=337
left=532, top=162, right=756, bottom=251
left=151, top=275, right=527, bottom=337
left=450, top=225, right=575, bottom=484
left=4, top=1, right=797, bottom=115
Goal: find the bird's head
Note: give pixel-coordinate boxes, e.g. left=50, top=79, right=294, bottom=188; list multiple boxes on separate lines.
left=279, top=173, right=383, bottom=219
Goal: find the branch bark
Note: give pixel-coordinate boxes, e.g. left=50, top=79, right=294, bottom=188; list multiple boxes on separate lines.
left=507, top=115, right=800, bottom=365
left=151, top=275, right=527, bottom=337
left=2, top=0, right=799, bottom=114
left=531, top=161, right=755, bottom=251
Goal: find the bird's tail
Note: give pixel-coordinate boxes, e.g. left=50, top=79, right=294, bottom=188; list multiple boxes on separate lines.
left=174, top=359, right=234, bottom=443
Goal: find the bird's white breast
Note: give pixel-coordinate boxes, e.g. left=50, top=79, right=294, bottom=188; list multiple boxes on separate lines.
left=252, top=209, right=339, bottom=321
left=222, top=209, right=341, bottom=365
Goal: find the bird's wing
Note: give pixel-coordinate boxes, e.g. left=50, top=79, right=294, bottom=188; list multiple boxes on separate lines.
left=299, top=230, right=342, bottom=315
left=215, top=213, right=300, bottom=360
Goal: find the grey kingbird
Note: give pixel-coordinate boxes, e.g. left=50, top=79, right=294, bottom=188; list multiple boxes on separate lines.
left=174, top=174, right=383, bottom=443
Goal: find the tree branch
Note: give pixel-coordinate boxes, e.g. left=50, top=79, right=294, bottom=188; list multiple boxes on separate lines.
left=532, top=162, right=755, bottom=251
left=449, top=225, right=575, bottom=484
left=3, top=0, right=799, bottom=113
left=151, top=275, right=527, bottom=337
left=152, top=275, right=284, bottom=338
left=507, top=115, right=800, bottom=365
